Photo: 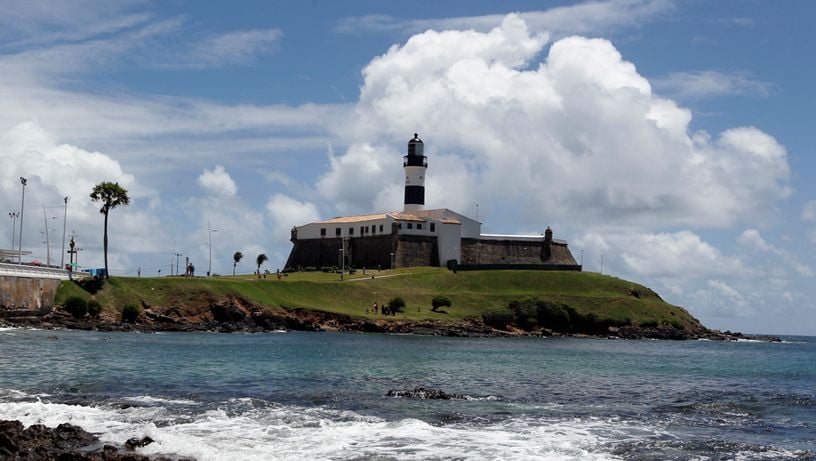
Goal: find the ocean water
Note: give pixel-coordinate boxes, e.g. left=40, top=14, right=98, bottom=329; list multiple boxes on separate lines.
left=0, top=328, right=814, bottom=460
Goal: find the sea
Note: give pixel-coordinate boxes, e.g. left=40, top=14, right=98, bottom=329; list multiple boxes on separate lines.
left=0, top=327, right=814, bottom=460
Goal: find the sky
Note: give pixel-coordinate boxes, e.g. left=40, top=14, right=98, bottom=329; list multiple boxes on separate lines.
left=1, top=0, right=814, bottom=335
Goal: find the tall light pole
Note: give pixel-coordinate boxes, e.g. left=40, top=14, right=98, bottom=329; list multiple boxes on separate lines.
left=42, top=207, right=58, bottom=267
left=175, top=252, right=182, bottom=276
left=600, top=253, right=605, bottom=275
left=18, top=177, right=26, bottom=263
left=60, top=197, right=68, bottom=268
left=580, top=249, right=584, bottom=266
left=8, top=212, right=19, bottom=253
left=208, top=221, right=218, bottom=277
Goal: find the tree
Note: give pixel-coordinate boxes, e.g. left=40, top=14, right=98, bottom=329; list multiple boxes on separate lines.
left=233, top=251, right=243, bottom=276
left=256, top=253, right=268, bottom=273
left=388, top=296, right=406, bottom=314
left=431, top=295, right=452, bottom=312
left=90, top=182, right=130, bottom=279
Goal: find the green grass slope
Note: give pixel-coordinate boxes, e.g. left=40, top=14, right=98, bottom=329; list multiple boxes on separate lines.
left=55, top=268, right=702, bottom=329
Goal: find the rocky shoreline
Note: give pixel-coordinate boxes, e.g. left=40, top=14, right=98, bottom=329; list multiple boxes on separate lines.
left=0, top=420, right=189, bottom=460
left=0, top=294, right=780, bottom=342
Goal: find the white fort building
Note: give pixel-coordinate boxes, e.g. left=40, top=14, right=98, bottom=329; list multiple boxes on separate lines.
left=286, top=134, right=580, bottom=271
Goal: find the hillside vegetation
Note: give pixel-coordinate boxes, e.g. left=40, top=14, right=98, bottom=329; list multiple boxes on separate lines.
left=56, top=268, right=703, bottom=331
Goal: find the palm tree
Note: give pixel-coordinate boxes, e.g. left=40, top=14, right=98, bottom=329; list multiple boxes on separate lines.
left=90, top=182, right=130, bottom=279
left=256, top=253, right=268, bottom=274
left=233, top=251, right=243, bottom=276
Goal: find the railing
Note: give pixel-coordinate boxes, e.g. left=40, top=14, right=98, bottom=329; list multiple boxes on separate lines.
left=0, top=262, right=76, bottom=280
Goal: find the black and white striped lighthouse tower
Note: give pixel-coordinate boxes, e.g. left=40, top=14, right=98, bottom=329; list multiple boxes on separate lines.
left=403, top=133, right=428, bottom=213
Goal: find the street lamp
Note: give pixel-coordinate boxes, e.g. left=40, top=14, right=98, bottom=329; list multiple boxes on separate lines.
left=60, top=197, right=68, bottom=268
left=42, top=207, right=58, bottom=267
left=390, top=252, right=395, bottom=270
left=8, top=212, right=19, bottom=253
left=580, top=249, right=584, bottom=267
left=18, top=177, right=26, bottom=263
left=208, top=221, right=218, bottom=277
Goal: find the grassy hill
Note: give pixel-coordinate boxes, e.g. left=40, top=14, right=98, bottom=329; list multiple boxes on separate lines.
left=55, top=268, right=702, bottom=331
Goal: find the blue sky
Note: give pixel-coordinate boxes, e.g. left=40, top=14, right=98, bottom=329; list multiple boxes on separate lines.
left=1, top=0, right=815, bottom=335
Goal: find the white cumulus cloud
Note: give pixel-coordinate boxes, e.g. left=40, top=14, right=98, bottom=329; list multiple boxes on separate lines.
left=319, top=14, right=790, bottom=231
left=266, top=193, right=320, bottom=242
left=198, top=165, right=237, bottom=197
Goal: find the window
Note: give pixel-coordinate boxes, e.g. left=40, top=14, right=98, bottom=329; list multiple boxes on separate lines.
left=335, top=228, right=341, bottom=236
left=360, top=226, right=365, bottom=235
left=417, top=223, right=422, bottom=230
left=349, top=227, right=354, bottom=235
left=398, top=223, right=402, bottom=230
left=430, top=223, right=435, bottom=232
left=379, top=225, right=383, bottom=232
left=407, top=223, right=413, bottom=229
left=372, top=225, right=376, bottom=235
left=320, top=228, right=326, bottom=237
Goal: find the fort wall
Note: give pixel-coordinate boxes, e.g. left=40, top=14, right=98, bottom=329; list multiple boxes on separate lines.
left=286, top=235, right=579, bottom=270
left=0, top=276, right=61, bottom=313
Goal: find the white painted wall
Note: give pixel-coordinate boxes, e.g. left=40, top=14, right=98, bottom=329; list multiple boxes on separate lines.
left=296, top=217, right=394, bottom=240
left=437, top=222, right=462, bottom=264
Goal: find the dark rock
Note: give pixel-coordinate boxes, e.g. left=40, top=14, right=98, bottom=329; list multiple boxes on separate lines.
left=0, top=420, right=187, bottom=460
left=386, top=387, right=465, bottom=400
left=125, top=436, right=154, bottom=450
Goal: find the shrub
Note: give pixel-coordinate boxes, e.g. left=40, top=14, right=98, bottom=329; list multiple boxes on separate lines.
left=640, top=320, right=659, bottom=328
left=121, top=303, right=142, bottom=323
left=64, top=296, right=88, bottom=319
left=431, top=295, right=452, bottom=312
left=87, top=300, right=102, bottom=317
left=509, top=299, right=538, bottom=330
left=482, top=309, right=513, bottom=330
left=388, top=297, right=406, bottom=313
left=535, top=300, right=573, bottom=332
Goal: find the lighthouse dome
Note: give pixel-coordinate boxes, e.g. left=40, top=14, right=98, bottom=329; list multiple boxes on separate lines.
left=407, top=133, right=424, bottom=156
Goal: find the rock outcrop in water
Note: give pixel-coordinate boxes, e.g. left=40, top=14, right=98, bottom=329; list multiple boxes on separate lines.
left=386, top=387, right=466, bottom=400
left=0, top=420, right=192, bottom=460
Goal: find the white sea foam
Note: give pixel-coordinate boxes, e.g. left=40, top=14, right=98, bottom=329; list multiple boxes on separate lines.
left=0, top=397, right=628, bottom=460
left=123, top=396, right=198, bottom=406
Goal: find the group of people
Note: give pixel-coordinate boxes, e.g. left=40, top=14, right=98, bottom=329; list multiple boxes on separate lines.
left=366, top=302, right=396, bottom=316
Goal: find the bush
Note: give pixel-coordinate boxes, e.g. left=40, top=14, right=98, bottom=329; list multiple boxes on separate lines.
left=482, top=309, right=513, bottom=330
left=63, top=296, right=88, bottom=319
left=535, top=300, right=573, bottom=332
left=640, top=320, right=659, bottom=328
left=509, top=299, right=538, bottom=330
left=87, top=300, right=102, bottom=317
left=121, top=303, right=142, bottom=323
left=431, top=295, right=452, bottom=312
left=388, top=297, right=406, bottom=313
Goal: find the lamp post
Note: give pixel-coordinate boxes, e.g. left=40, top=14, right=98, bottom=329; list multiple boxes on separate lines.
left=8, top=212, right=19, bottom=253
left=60, top=197, right=67, bottom=268
left=42, top=207, right=58, bottom=267
left=175, top=252, right=182, bottom=276
left=18, top=177, right=26, bottom=263
left=600, top=253, right=605, bottom=275
left=390, top=252, right=395, bottom=270
left=208, top=221, right=218, bottom=277
left=580, top=249, right=584, bottom=266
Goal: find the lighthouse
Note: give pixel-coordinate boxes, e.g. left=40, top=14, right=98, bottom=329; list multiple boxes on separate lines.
left=403, top=133, right=428, bottom=212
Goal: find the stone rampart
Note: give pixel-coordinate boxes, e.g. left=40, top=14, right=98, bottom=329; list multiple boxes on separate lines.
left=286, top=235, right=578, bottom=270
left=460, top=239, right=577, bottom=266
left=0, top=276, right=61, bottom=313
